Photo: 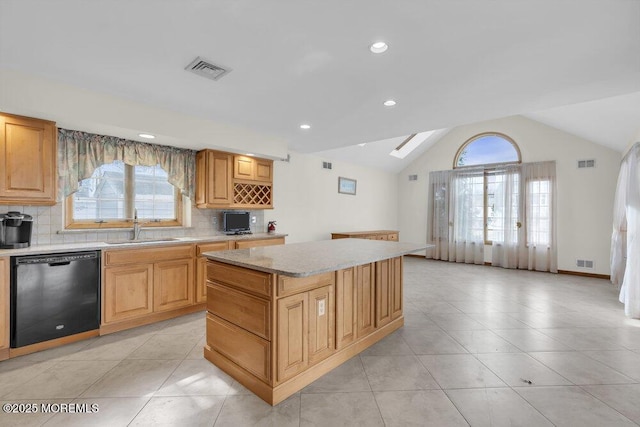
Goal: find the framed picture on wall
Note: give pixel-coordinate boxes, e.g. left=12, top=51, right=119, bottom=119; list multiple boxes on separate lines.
left=338, top=177, right=357, bottom=195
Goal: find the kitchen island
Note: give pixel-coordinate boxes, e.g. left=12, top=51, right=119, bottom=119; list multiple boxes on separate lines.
left=202, top=238, right=426, bottom=405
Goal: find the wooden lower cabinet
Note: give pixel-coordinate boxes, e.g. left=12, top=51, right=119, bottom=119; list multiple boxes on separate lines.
left=375, top=257, right=402, bottom=327
left=335, top=267, right=356, bottom=349
left=235, top=237, right=285, bottom=249
left=331, top=230, right=399, bottom=241
left=336, top=263, right=376, bottom=348
left=102, top=244, right=197, bottom=331
left=276, top=292, right=308, bottom=382
left=0, top=257, right=9, bottom=360
left=207, top=313, right=271, bottom=382
left=205, top=256, right=404, bottom=405
left=308, top=285, right=335, bottom=364
left=154, top=259, right=194, bottom=312
left=275, top=284, right=336, bottom=382
left=103, top=264, right=154, bottom=323
left=357, top=263, right=377, bottom=336
left=196, top=241, right=231, bottom=303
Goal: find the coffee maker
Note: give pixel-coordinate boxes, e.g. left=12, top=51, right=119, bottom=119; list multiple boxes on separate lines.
left=0, top=211, right=33, bottom=249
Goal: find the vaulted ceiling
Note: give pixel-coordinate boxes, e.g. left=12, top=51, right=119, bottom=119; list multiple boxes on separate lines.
left=1, top=1, right=639, bottom=168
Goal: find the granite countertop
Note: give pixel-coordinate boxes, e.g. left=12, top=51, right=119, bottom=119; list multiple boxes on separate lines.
left=0, top=233, right=287, bottom=256
left=203, top=239, right=429, bottom=278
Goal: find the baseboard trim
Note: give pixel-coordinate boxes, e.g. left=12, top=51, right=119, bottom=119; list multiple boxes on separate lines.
left=100, top=303, right=206, bottom=335
left=558, top=270, right=610, bottom=280
left=9, top=329, right=100, bottom=358
left=405, top=254, right=426, bottom=258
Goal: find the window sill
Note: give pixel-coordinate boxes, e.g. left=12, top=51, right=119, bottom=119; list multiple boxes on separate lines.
left=57, top=226, right=194, bottom=235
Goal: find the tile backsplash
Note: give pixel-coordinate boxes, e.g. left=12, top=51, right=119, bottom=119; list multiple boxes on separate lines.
left=1, top=203, right=265, bottom=246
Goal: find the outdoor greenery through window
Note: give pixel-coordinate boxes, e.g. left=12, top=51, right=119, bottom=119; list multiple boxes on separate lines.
left=68, top=160, right=180, bottom=228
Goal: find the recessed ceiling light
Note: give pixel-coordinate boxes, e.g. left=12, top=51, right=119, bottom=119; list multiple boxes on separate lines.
left=300, top=124, right=311, bottom=130
left=383, top=99, right=397, bottom=107
left=245, top=153, right=255, bottom=156
left=358, top=143, right=367, bottom=147
left=138, top=133, right=155, bottom=139
left=370, top=41, right=388, bottom=54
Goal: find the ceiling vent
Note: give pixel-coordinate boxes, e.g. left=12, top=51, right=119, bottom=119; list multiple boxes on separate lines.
left=408, top=174, right=418, bottom=181
left=185, top=57, right=231, bottom=81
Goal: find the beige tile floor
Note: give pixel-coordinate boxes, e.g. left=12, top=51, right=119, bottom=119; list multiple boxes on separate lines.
left=2, top=258, right=640, bottom=426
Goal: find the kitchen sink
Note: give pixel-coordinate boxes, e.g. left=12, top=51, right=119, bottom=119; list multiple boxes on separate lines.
left=103, top=238, right=180, bottom=245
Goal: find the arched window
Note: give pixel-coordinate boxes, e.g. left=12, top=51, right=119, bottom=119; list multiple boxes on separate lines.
left=454, top=132, right=521, bottom=168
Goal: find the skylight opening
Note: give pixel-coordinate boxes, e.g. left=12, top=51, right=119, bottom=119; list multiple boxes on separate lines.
left=389, top=130, right=436, bottom=159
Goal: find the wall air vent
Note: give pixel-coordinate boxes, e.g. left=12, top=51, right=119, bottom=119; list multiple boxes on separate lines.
left=185, top=56, right=231, bottom=81
left=576, top=259, right=594, bottom=268
left=577, top=159, right=596, bottom=169
left=408, top=174, right=418, bottom=181
left=322, top=161, right=332, bottom=170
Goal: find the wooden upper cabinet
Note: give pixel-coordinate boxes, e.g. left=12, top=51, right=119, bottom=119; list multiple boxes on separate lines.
left=233, top=156, right=273, bottom=182
left=255, top=159, right=273, bottom=182
left=196, top=150, right=273, bottom=209
left=0, top=113, right=57, bottom=205
left=196, top=150, right=233, bottom=208
left=234, top=156, right=255, bottom=180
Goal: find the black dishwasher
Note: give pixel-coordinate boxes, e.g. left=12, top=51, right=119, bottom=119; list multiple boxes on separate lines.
left=10, top=251, right=101, bottom=348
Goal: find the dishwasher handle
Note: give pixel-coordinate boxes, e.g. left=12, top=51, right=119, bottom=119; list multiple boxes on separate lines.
left=48, top=261, right=71, bottom=267
left=14, top=251, right=100, bottom=265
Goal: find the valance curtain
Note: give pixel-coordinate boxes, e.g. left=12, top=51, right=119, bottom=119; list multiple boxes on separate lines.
left=613, top=142, right=640, bottom=318
left=57, top=128, right=197, bottom=199
left=428, top=161, right=557, bottom=272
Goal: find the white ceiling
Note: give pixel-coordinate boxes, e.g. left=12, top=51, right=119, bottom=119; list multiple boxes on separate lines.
left=1, top=1, right=639, bottom=169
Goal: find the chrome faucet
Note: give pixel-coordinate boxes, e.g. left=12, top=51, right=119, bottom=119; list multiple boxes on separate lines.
left=132, top=209, right=142, bottom=241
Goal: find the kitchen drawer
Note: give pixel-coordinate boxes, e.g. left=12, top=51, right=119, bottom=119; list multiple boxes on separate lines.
left=234, top=237, right=285, bottom=249
left=197, top=241, right=231, bottom=255
left=207, top=313, right=271, bottom=383
left=207, top=261, right=272, bottom=297
left=277, top=271, right=334, bottom=297
left=387, top=233, right=398, bottom=241
left=207, top=282, right=270, bottom=339
left=104, top=244, right=194, bottom=266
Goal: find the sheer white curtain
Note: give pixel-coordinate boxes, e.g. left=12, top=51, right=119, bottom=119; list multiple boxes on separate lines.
left=427, top=170, right=452, bottom=260
left=491, top=165, right=522, bottom=268
left=451, top=167, right=485, bottom=264
left=521, top=161, right=557, bottom=272
left=616, top=143, right=640, bottom=318
left=611, top=153, right=630, bottom=287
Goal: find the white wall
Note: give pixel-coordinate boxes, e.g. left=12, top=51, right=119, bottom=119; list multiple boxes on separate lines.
left=0, top=70, right=288, bottom=158
left=267, top=152, right=398, bottom=243
left=398, top=115, right=621, bottom=275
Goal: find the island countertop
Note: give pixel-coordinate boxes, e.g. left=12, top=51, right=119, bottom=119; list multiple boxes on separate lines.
left=202, top=238, right=429, bottom=277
